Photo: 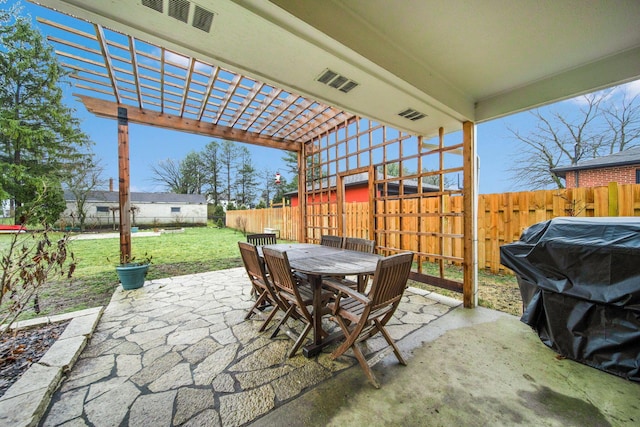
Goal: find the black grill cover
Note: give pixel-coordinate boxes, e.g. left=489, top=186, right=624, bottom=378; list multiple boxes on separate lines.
left=500, top=217, right=640, bottom=381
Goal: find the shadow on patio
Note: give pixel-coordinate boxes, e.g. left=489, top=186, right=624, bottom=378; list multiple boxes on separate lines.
left=41, top=268, right=638, bottom=426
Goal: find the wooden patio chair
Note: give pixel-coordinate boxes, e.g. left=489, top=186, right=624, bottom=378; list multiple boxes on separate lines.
left=330, top=237, right=377, bottom=291
left=262, top=247, right=332, bottom=357
left=343, top=237, right=375, bottom=253
left=320, top=234, right=343, bottom=248
left=238, top=242, right=287, bottom=332
left=246, top=233, right=277, bottom=246
left=324, top=252, right=414, bottom=388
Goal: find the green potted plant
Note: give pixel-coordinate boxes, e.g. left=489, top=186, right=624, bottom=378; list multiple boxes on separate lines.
left=114, top=253, right=153, bottom=290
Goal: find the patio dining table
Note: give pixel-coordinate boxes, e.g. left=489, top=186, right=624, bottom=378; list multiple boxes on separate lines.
left=260, top=243, right=382, bottom=357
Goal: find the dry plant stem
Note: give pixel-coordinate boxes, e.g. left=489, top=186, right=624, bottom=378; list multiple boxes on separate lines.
left=0, top=228, right=75, bottom=339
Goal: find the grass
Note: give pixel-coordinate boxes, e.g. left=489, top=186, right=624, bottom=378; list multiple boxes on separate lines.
left=1, top=226, right=522, bottom=321
left=409, top=262, right=522, bottom=316
left=1, top=226, right=247, bottom=321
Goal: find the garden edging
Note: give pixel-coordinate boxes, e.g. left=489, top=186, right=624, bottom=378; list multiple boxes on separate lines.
left=0, top=306, right=104, bottom=427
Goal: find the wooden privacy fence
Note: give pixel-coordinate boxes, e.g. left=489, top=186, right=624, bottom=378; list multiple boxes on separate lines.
left=226, top=183, right=640, bottom=273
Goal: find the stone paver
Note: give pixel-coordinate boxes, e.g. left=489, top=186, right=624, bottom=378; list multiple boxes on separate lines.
left=39, top=268, right=454, bottom=426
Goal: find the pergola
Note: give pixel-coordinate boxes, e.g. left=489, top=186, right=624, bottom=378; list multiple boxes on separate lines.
left=32, top=0, right=640, bottom=308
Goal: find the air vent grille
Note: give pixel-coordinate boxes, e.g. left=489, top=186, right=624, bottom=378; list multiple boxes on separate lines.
left=316, top=69, right=358, bottom=93
left=398, top=108, right=427, bottom=121
left=142, top=0, right=162, bottom=13
left=169, top=0, right=190, bottom=23
left=142, top=0, right=215, bottom=33
left=193, top=6, right=214, bottom=32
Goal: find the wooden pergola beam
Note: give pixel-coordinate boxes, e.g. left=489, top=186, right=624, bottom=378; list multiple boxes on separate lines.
left=77, top=95, right=302, bottom=152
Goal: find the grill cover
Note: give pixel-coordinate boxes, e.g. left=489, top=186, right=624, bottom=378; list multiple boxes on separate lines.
left=500, top=217, right=640, bottom=381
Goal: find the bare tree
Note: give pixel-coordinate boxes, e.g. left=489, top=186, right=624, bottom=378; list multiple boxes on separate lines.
left=602, top=91, right=640, bottom=154
left=507, top=87, right=640, bottom=189
left=150, top=158, right=185, bottom=192
left=63, top=155, right=105, bottom=231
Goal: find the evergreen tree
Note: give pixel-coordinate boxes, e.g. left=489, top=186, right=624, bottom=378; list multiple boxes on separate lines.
left=201, top=140, right=221, bottom=204
left=180, top=151, right=206, bottom=194
left=0, top=9, right=89, bottom=224
left=220, top=140, right=239, bottom=202
left=235, top=147, right=257, bottom=207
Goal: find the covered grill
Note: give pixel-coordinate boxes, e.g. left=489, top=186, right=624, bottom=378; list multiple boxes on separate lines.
left=500, top=217, right=640, bottom=381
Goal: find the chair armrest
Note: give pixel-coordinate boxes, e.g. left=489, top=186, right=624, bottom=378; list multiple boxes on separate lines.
left=323, top=279, right=370, bottom=305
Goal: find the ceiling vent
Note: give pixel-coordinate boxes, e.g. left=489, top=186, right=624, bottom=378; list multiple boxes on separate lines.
left=142, top=0, right=215, bottom=33
left=169, top=0, right=190, bottom=23
left=193, top=6, right=214, bottom=32
left=398, top=108, right=427, bottom=121
left=141, top=0, right=162, bottom=13
left=316, top=69, right=359, bottom=93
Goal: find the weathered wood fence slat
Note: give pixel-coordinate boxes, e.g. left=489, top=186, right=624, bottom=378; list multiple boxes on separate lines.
left=226, top=183, right=640, bottom=273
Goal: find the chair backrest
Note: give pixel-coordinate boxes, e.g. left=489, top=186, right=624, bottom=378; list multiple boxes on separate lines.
left=344, top=237, right=375, bottom=253
left=368, top=252, right=413, bottom=312
left=247, top=233, right=277, bottom=246
left=238, top=241, right=268, bottom=283
left=262, top=247, right=299, bottom=295
left=238, top=241, right=283, bottom=307
left=320, top=235, right=343, bottom=248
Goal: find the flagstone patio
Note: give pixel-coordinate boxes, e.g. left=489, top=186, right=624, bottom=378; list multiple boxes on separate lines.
left=39, top=268, right=456, bottom=426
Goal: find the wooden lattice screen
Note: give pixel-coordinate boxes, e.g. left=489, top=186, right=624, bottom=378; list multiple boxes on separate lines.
left=301, top=117, right=471, bottom=294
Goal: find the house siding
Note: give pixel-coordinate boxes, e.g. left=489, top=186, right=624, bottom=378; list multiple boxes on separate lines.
left=61, top=192, right=207, bottom=228
left=565, top=164, right=640, bottom=188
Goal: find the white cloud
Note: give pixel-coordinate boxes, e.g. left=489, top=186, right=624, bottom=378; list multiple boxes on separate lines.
left=564, top=78, right=640, bottom=107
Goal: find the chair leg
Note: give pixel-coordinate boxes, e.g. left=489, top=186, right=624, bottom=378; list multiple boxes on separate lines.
left=258, top=305, right=280, bottom=332
left=351, top=341, right=380, bottom=388
left=376, top=319, right=406, bottom=365
left=288, top=321, right=313, bottom=358
left=330, top=316, right=364, bottom=360
left=270, top=305, right=295, bottom=338
left=246, top=291, right=268, bottom=320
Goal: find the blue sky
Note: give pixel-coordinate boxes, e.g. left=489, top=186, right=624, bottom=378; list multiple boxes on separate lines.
left=12, top=1, right=640, bottom=195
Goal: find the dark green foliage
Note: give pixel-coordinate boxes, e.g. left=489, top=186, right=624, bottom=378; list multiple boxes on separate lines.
left=0, top=9, right=90, bottom=224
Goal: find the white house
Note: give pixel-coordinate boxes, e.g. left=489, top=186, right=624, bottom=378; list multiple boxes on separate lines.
left=62, top=191, right=207, bottom=228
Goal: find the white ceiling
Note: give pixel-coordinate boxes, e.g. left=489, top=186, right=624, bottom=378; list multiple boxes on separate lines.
left=33, top=0, right=640, bottom=138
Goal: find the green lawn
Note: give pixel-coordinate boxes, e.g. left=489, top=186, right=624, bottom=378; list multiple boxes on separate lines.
left=1, top=226, right=521, bottom=321
left=1, top=226, right=249, bottom=321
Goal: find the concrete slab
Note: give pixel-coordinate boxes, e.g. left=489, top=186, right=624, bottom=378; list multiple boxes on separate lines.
left=250, top=308, right=640, bottom=426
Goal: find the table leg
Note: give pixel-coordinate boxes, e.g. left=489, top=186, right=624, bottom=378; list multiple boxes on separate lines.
left=302, top=273, right=344, bottom=358
left=311, top=273, right=322, bottom=346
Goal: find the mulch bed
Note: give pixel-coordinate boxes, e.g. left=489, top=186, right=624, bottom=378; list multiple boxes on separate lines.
left=0, top=320, right=70, bottom=398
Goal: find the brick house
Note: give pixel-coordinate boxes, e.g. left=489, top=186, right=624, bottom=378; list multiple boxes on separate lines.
left=286, top=172, right=441, bottom=206
left=551, top=147, right=640, bottom=188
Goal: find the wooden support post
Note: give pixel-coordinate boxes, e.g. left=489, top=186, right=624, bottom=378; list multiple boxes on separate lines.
left=118, top=106, right=132, bottom=263
left=298, top=145, right=307, bottom=243
left=462, top=121, right=477, bottom=308
left=367, top=165, right=375, bottom=242
left=337, top=173, right=344, bottom=236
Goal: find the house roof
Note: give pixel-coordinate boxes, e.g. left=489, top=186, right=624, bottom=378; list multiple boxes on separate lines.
left=284, top=172, right=441, bottom=197
left=64, top=191, right=206, bottom=204
left=32, top=0, right=640, bottom=141
left=551, top=146, right=640, bottom=177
